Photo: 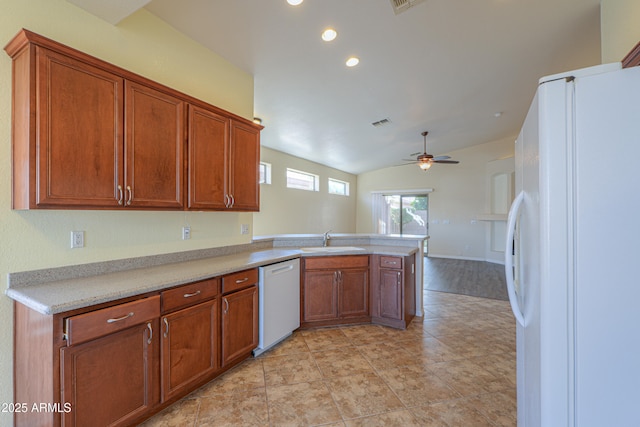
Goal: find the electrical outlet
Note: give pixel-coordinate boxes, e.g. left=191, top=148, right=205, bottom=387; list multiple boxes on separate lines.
left=240, top=224, right=250, bottom=235
left=71, top=231, right=84, bottom=248
left=182, top=226, right=191, bottom=240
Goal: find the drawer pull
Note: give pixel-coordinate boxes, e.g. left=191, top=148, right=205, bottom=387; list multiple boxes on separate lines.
left=235, top=277, right=249, bottom=284
left=183, top=290, right=202, bottom=298
left=106, top=312, right=134, bottom=323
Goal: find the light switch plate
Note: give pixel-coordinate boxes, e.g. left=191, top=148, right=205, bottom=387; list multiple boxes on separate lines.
left=182, top=226, right=191, bottom=240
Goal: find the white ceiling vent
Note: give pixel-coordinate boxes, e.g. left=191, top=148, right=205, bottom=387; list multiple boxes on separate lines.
left=390, top=0, right=427, bottom=15
left=371, top=118, right=391, bottom=127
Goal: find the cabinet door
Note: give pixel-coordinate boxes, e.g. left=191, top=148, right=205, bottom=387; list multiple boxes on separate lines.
left=228, top=120, right=260, bottom=211
left=61, top=320, right=159, bottom=427
left=161, top=299, right=218, bottom=401
left=125, top=81, right=185, bottom=209
left=339, top=268, right=369, bottom=318
left=187, top=105, right=229, bottom=209
left=303, top=270, right=339, bottom=322
left=379, top=269, right=403, bottom=321
left=221, top=286, right=258, bottom=366
left=35, top=47, right=124, bottom=208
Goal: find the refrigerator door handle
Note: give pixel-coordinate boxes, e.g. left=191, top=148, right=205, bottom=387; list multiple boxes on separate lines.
left=505, top=191, right=525, bottom=326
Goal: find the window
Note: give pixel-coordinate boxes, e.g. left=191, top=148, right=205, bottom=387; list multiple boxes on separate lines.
left=259, top=162, right=271, bottom=184
left=372, top=190, right=432, bottom=254
left=286, top=168, right=319, bottom=191
left=328, top=178, right=349, bottom=196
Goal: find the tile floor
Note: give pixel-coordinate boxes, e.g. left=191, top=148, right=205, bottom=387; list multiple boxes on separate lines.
left=141, top=290, right=516, bottom=426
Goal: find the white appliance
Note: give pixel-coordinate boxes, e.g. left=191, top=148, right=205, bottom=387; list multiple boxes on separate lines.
left=254, top=258, right=300, bottom=356
left=505, top=62, right=640, bottom=426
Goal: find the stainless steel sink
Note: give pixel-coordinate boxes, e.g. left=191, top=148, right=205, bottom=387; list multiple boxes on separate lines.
left=300, top=246, right=365, bottom=253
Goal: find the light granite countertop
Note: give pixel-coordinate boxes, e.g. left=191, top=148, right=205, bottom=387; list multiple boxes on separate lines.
left=6, top=245, right=419, bottom=316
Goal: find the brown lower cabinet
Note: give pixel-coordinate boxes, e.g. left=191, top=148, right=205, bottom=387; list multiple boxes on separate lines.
left=300, top=254, right=417, bottom=331
left=160, top=278, right=220, bottom=403
left=301, top=255, right=370, bottom=328
left=221, top=270, right=259, bottom=367
left=61, top=319, right=160, bottom=427
left=371, top=254, right=416, bottom=329
left=13, top=271, right=258, bottom=427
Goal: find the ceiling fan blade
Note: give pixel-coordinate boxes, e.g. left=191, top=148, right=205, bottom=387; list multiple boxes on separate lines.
left=432, top=155, right=451, bottom=161
left=433, top=160, right=459, bottom=164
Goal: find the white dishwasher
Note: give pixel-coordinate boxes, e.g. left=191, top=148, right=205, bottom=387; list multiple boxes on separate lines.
left=254, top=258, right=300, bottom=356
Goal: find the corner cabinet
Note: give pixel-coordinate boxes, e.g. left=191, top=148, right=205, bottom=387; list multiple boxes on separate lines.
left=4, top=29, right=261, bottom=211
left=301, top=255, right=370, bottom=328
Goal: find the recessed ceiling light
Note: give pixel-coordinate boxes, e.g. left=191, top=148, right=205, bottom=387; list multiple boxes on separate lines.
left=321, top=28, right=337, bottom=42
left=345, top=56, right=360, bottom=67
left=287, top=0, right=303, bottom=5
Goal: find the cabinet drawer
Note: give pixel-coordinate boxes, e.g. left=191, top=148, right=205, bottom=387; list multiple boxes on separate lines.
left=162, top=278, right=220, bottom=313
left=380, top=256, right=403, bottom=269
left=305, top=255, right=369, bottom=270
left=65, top=296, right=160, bottom=346
left=222, top=268, right=258, bottom=294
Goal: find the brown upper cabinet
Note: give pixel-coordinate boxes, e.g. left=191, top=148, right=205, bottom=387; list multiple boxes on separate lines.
left=187, top=108, right=260, bottom=211
left=4, top=29, right=262, bottom=211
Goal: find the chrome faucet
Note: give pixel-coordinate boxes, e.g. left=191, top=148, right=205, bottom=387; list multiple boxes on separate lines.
left=323, top=230, right=332, bottom=247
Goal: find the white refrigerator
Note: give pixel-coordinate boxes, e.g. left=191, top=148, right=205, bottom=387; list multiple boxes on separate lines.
left=506, top=62, right=640, bottom=427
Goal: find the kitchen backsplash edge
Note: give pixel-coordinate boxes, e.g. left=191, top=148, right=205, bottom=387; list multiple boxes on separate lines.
left=7, top=240, right=273, bottom=288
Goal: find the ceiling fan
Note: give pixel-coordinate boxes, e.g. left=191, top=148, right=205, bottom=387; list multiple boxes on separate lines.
left=403, top=131, right=460, bottom=170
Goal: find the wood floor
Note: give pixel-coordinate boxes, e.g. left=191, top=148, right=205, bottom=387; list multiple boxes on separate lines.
left=141, top=260, right=516, bottom=426
left=424, top=257, right=508, bottom=300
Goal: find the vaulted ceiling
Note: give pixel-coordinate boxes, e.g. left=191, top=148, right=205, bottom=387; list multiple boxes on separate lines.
left=70, top=0, right=602, bottom=174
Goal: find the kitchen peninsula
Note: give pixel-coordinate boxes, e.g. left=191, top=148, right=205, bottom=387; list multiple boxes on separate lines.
left=7, top=233, right=425, bottom=427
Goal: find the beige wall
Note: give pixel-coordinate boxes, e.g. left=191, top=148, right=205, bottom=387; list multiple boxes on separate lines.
left=254, top=147, right=357, bottom=235
left=0, top=2, right=255, bottom=424
left=356, top=137, right=515, bottom=261
left=601, top=0, right=640, bottom=63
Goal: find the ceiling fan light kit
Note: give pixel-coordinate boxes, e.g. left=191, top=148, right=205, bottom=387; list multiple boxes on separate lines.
left=405, top=131, right=460, bottom=171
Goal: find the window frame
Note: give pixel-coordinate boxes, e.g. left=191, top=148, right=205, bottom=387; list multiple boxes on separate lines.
left=286, top=168, right=320, bottom=192
left=259, top=162, right=272, bottom=185
left=328, top=177, right=350, bottom=196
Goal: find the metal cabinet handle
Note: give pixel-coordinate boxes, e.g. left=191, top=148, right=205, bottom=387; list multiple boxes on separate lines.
left=183, top=290, right=201, bottom=298
left=397, top=271, right=401, bottom=285
left=117, top=185, right=124, bottom=205
left=107, top=312, right=134, bottom=323
left=235, top=277, right=249, bottom=284
left=126, top=185, right=133, bottom=206
left=147, top=322, right=153, bottom=344
left=163, top=318, right=169, bottom=338
left=229, top=194, right=235, bottom=208
left=223, top=298, right=229, bottom=314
